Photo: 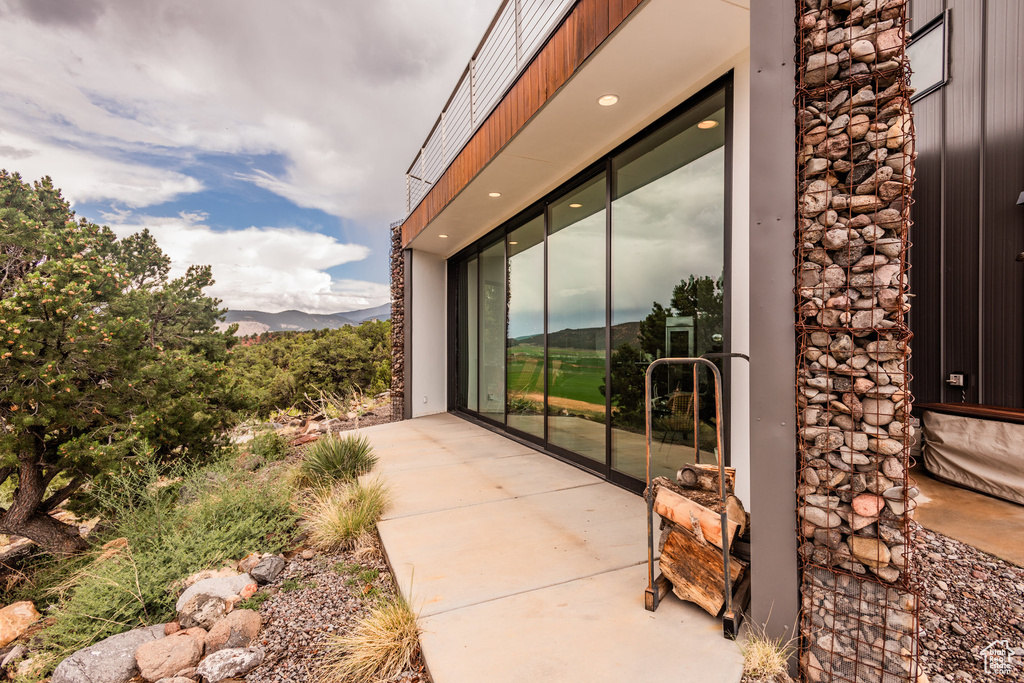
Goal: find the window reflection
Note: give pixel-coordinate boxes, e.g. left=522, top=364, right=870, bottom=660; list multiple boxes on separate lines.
left=506, top=217, right=545, bottom=438
left=479, top=240, right=505, bottom=422
left=547, top=174, right=607, bottom=463
left=609, top=94, right=727, bottom=481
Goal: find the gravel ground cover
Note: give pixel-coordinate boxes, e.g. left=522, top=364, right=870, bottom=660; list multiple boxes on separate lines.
left=246, top=539, right=428, bottom=683
left=914, top=525, right=1024, bottom=683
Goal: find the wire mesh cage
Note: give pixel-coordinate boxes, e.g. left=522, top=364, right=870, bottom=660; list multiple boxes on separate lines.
left=794, top=1, right=921, bottom=681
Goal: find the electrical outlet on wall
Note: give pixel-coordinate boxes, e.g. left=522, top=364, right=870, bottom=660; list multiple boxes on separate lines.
left=946, top=373, right=967, bottom=388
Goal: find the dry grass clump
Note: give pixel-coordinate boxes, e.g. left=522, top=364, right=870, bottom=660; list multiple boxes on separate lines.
left=303, top=479, right=391, bottom=551
left=316, top=593, right=420, bottom=683
left=740, top=622, right=796, bottom=683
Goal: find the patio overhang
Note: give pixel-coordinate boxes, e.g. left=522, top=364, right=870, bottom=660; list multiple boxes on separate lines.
left=402, top=0, right=750, bottom=255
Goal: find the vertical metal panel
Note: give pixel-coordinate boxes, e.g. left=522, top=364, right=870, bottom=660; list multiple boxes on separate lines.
left=981, top=0, right=1024, bottom=408
left=748, top=0, right=799, bottom=647
left=909, top=95, right=945, bottom=404
left=911, top=0, right=945, bottom=32
left=911, top=0, right=1024, bottom=408
left=942, top=0, right=984, bottom=404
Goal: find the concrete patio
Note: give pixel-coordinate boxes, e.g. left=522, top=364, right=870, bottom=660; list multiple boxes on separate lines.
left=360, top=413, right=744, bottom=683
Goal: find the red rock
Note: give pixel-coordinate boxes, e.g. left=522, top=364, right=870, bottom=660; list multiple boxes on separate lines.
left=0, top=602, right=40, bottom=647
left=164, top=622, right=181, bottom=635
left=852, top=493, right=885, bottom=517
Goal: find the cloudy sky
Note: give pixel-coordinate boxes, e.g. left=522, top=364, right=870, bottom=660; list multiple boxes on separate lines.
left=0, top=0, right=500, bottom=313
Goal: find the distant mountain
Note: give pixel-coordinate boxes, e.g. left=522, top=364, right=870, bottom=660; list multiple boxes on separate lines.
left=217, top=303, right=391, bottom=336
left=336, top=303, right=391, bottom=323
left=514, top=322, right=640, bottom=349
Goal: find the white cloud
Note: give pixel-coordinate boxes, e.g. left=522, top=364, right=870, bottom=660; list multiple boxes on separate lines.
left=0, top=0, right=503, bottom=220
left=0, top=130, right=203, bottom=207
left=107, top=213, right=388, bottom=314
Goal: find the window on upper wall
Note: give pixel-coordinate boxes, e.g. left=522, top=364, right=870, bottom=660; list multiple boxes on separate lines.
left=907, top=11, right=948, bottom=101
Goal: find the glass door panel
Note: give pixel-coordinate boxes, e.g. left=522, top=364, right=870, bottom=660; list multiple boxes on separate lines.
left=546, top=174, right=607, bottom=463
left=506, top=217, right=545, bottom=438
left=478, top=240, right=506, bottom=422
left=457, top=257, right=479, bottom=412
left=609, top=91, right=727, bottom=481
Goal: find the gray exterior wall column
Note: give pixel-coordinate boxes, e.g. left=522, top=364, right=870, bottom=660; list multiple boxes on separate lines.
left=748, top=0, right=799, bottom=644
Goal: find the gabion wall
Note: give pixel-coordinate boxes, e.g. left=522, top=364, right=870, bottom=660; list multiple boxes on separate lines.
left=795, top=1, right=921, bottom=681
left=389, top=222, right=406, bottom=421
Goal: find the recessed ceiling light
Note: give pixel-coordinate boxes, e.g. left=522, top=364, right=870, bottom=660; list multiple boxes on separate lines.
left=597, top=94, right=619, bottom=107
left=698, top=119, right=719, bottom=129
left=438, top=234, right=449, bottom=238
left=488, top=192, right=501, bottom=197
left=569, top=203, right=582, bottom=208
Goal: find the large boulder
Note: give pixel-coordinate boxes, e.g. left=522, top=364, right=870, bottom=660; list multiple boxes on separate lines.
left=0, top=601, right=41, bottom=647
left=51, top=624, right=165, bottom=683
left=135, top=631, right=203, bottom=682
left=205, top=610, right=261, bottom=654
left=195, top=647, right=265, bottom=682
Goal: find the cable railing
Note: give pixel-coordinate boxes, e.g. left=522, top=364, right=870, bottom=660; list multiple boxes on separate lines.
left=404, top=0, right=576, bottom=215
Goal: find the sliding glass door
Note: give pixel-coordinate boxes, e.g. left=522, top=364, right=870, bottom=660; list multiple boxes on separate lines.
left=451, top=77, right=730, bottom=489
left=547, top=174, right=607, bottom=464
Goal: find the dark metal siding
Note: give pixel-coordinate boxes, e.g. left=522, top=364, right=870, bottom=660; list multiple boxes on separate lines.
left=909, top=0, right=1024, bottom=408
left=981, top=0, right=1024, bottom=407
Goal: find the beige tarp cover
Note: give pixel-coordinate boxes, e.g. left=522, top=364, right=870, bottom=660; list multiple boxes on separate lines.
left=922, top=411, right=1024, bottom=505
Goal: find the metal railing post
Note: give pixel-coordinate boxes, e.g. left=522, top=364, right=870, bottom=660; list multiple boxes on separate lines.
left=405, top=174, right=411, bottom=214
left=441, top=111, right=447, bottom=166
left=515, top=0, right=522, bottom=70
left=419, top=148, right=426, bottom=189
left=469, top=58, right=477, bottom=128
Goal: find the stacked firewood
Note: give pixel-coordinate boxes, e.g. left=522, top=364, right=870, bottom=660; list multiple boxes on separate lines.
left=650, top=464, right=751, bottom=616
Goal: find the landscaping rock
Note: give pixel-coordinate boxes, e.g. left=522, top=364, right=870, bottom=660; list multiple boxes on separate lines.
left=176, top=574, right=254, bottom=611
left=250, top=556, right=285, bottom=584
left=195, top=647, right=265, bottom=682
left=177, top=574, right=254, bottom=628
left=0, top=601, right=40, bottom=647
left=183, top=567, right=239, bottom=589
left=177, top=594, right=229, bottom=630
left=135, top=631, right=203, bottom=682
left=51, top=624, right=165, bottom=683
left=205, top=610, right=261, bottom=655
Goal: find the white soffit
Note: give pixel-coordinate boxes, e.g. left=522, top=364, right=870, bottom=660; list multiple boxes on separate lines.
left=410, top=0, right=751, bottom=256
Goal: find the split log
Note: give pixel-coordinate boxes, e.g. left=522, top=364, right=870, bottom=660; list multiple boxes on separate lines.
left=726, top=495, right=748, bottom=537
left=659, top=525, right=747, bottom=616
left=677, top=463, right=735, bottom=494
left=653, top=486, right=739, bottom=551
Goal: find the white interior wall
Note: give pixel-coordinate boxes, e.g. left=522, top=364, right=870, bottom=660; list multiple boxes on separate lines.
left=410, top=250, right=447, bottom=418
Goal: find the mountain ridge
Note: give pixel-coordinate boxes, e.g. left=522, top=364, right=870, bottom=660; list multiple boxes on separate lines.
left=216, top=303, right=391, bottom=336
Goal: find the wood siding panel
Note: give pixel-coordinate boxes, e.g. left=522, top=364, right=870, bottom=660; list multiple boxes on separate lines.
left=402, top=0, right=643, bottom=246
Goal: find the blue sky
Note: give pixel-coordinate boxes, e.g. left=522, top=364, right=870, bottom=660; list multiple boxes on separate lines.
left=0, top=0, right=500, bottom=313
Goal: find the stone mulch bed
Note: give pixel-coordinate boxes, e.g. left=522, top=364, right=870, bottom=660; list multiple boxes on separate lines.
left=245, top=536, right=428, bottom=683
left=914, top=525, right=1024, bottom=683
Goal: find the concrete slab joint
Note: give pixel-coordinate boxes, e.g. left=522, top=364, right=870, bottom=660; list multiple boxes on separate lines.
left=794, top=1, right=921, bottom=681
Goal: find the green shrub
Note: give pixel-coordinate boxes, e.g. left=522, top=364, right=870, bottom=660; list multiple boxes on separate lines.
left=37, top=463, right=298, bottom=669
left=249, top=430, right=290, bottom=462
left=304, top=479, right=391, bottom=551
left=298, top=434, right=377, bottom=486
